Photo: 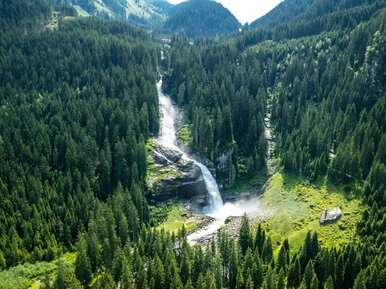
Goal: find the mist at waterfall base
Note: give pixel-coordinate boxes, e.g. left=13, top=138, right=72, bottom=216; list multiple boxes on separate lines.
left=156, top=79, right=260, bottom=227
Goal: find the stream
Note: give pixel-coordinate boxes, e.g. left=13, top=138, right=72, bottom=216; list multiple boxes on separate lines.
left=157, top=78, right=259, bottom=244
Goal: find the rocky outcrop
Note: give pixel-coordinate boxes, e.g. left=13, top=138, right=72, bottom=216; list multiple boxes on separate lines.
left=147, top=140, right=208, bottom=205
left=214, top=145, right=237, bottom=189
left=320, top=207, right=342, bottom=224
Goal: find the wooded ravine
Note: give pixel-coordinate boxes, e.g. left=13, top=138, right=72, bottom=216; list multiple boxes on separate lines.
left=0, top=0, right=385, bottom=288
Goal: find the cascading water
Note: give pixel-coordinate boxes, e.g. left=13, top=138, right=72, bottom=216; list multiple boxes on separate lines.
left=156, top=77, right=259, bottom=243
left=157, top=79, right=224, bottom=213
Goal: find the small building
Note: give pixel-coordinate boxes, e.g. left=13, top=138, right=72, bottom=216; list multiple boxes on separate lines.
left=320, top=207, right=342, bottom=224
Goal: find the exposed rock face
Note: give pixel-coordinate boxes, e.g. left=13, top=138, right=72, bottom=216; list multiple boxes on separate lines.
left=320, top=207, right=342, bottom=224
left=147, top=140, right=208, bottom=205
left=215, top=145, right=237, bottom=189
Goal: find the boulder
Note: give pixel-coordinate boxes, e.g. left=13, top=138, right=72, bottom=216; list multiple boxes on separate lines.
left=320, top=207, right=342, bottom=224
left=147, top=140, right=208, bottom=204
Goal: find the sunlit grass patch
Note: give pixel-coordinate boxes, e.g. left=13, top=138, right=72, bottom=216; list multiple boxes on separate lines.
left=157, top=202, right=197, bottom=233
left=260, top=172, right=363, bottom=253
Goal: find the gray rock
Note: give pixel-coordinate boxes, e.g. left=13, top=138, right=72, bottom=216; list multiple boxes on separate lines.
left=147, top=140, right=208, bottom=204
left=320, top=207, right=342, bottom=224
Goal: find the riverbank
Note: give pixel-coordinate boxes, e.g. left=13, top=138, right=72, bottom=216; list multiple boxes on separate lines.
left=155, top=171, right=363, bottom=252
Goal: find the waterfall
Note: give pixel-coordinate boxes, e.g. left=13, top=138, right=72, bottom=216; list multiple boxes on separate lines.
left=157, top=78, right=224, bottom=213
left=156, top=76, right=261, bottom=243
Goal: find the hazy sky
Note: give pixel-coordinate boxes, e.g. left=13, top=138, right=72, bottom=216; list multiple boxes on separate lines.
left=166, top=0, right=283, bottom=24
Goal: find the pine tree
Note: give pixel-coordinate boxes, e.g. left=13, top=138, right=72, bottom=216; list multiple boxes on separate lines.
left=262, top=237, right=273, bottom=264
left=287, top=256, right=301, bottom=288
left=324, top=276, right=334, bottom=289
left=303, top=261, right=316, bottom=289
left=245, top=275, right=253, bottom=289
left=277, top=269, right=286, bottom=289
left=54, top=258, right=82, bottom=289
left=277, top=245, right=287, bottom=273
left=93, top=271, right=115, bottom=289
left=229, top=241, right=238, bottom=289
left=253, top=256, right=264, bottom=289
left=236, top=269, right=244, bottom=289
left=180, top=250, right=191, bottom=285
left=205, top=270, right=217, bottom=289
left=75, top=233, right=92, bottom=286
left=310, top=275, right=319, bottom=289
left=254, top=224, right=265, bottom=255
left=352, top=271, right=365, bottom=289
left=300, top=231, right=312, bottom=272
left=239, top=214, right=251, bottom=255
left=121, top=255, right=134, bottom=289
left=262, top=268, right=275, bottom=289
left=54, top=258, right=67, bottom=289
left=184, top=279, right=194, bottom=289
left=153, top=256, right=165, bottom=289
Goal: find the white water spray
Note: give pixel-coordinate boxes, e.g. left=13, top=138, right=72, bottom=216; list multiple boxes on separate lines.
left=157, top=77, right=259, bottom=242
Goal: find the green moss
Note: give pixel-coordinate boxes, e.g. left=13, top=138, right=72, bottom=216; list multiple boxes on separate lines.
left=260, top=172, right=363, bottom=252
left=177, top=124, right=193, bottom=146
left=146, top=138, right=182, bottom=193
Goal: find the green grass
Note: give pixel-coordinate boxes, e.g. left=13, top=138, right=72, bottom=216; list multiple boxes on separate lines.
left=157, top=203, right=197, bottom=233
left=230, top=172, right=267, bottom=193
left=260, top=172, right=363, bottom=252
left=0, top=252, right=76, bottom=289
left=177, top=124, right=193, bottom=146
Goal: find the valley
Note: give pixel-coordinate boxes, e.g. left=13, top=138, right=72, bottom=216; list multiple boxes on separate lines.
left=0, top=0, right=385, bottom=288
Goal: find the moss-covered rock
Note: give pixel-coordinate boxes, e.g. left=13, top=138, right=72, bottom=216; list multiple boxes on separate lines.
left=147, top=140, right=208, bottom=204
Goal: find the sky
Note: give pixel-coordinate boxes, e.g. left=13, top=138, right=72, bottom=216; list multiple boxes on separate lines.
left=166, top=0, right=283, bottom=24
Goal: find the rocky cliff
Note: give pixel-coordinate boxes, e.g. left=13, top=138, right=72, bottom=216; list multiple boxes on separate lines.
left=147, top=140, right=208, bottom=206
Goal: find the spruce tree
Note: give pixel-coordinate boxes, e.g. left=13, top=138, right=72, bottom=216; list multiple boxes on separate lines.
left=239, top=214, right=251, bottom=255
left=75, top=233, right=92, bottom=286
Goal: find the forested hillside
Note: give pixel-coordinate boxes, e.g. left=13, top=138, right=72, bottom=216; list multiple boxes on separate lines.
left=250, top=0, right=379, bottom=29
left=53, top=0, right=172, bottom=27
left=161, top=0, right=240, bottom=38
left=0, top=0, right=158, bottom=269
left=162, top=0, right=386, bottom=287
left=0, top=0, right=385, bottom=288
left=250, top=0, right=316, bottom=29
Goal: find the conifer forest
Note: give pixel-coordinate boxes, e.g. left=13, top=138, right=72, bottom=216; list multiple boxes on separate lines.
left=0, top=0, right=385, bottom=288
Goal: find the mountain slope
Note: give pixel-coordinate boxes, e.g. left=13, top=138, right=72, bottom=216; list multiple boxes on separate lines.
left=162, top=0, right=240, bottom=38
left=250, top=0, right=316, bottom=28
left=251, top=0, right=379, bottom=29
left=0, top=0, right=158, bottom=268
left=56, top=0, right=172, bottom=27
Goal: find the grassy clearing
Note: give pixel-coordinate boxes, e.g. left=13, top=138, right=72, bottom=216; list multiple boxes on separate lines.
left=157, top=203, right=197, bottom=233
left=260, top=172, right=363, bottom=252
left=230, top=172, right=267, bottom=193
left=0, top=252, right=76, bottom=289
